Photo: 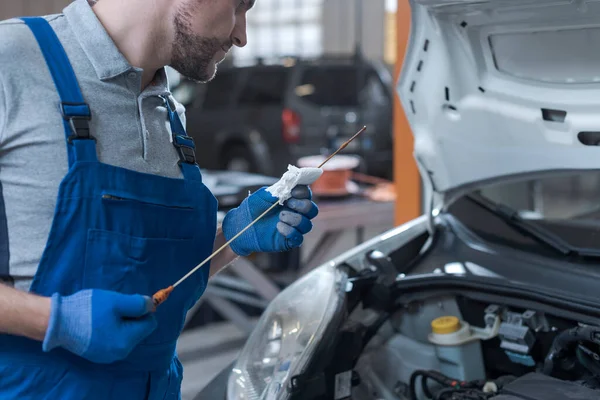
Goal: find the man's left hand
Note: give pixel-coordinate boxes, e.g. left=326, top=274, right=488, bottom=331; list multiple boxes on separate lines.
left=222, top=185, right=318, bottom=256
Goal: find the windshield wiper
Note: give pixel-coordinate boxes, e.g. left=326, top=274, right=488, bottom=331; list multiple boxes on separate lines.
left=465, top=193, right=600, bottom=258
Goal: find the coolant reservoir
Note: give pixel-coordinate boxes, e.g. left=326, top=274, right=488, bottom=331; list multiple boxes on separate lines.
left=428, top=316, right=487, bottom=382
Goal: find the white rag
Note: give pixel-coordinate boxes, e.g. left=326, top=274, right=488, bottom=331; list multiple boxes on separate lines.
left=266, top=164, right=323, bottom=204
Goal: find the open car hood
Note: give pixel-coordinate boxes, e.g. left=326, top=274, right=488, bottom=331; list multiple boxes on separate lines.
left=397, top=0, right=600, bottom=198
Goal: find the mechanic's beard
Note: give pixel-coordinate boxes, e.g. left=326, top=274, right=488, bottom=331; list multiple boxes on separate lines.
left=170, top=6, right=225, bottom=83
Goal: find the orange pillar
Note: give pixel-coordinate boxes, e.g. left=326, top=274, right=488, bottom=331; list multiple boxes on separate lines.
left=393, top=0, right=421, bottom=226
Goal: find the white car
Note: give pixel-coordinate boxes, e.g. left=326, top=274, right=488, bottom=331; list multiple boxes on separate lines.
left=197, top=1, right=600, bottom=399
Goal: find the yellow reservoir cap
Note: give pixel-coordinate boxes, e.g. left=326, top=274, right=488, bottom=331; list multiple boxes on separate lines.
left=431, top=316, right=461, bottom=334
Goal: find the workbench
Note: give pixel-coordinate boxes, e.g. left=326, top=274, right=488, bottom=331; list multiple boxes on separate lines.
left=185, top=195, right=394, bottom=334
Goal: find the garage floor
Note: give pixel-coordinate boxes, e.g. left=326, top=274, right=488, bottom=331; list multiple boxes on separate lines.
left=177, top=321, right=250, bottom=400
left=177, top=222, right=395, bottom=399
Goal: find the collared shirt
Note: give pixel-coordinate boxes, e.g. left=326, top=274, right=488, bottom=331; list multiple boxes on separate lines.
left=0, top=0, right=188, bottom=290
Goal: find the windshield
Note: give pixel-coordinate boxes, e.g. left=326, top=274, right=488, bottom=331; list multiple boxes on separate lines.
left=447, top=171, right=600, bottom=257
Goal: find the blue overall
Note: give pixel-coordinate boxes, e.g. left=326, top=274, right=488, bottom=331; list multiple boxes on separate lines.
left=0, top=17, right=217, bottom=399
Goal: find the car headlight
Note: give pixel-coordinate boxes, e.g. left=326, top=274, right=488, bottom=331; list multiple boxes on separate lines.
left=227, top=263, right=346, bottom=400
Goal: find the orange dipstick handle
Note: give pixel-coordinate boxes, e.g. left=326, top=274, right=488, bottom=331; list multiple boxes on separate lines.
left=151, top=286, right=174, bottom=309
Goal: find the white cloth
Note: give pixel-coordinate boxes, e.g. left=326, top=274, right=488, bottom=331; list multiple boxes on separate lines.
left=266, top=165, right=323, bottom=204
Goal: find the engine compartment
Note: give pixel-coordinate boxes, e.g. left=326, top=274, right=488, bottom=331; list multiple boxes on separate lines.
left=351, top=294, right=600, bottom=400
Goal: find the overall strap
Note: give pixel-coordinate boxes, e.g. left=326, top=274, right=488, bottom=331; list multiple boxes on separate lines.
left=162, top=95, right=202, bottom=182
left=20, top=17, right=97, bottom=166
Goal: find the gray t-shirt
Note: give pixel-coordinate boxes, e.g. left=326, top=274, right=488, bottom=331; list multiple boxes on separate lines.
left=0, top=0, right=190, bottom=291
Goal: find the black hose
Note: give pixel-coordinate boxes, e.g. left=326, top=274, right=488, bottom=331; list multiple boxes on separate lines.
left=409, top=370, right=468, bottom=400
left=543, top=325, right=600, bottom=375
left=421, top=376, right=434, bottom=399
left=409, top=371, right=425, bottom=400
left=409, top=371, right=440, bottom=400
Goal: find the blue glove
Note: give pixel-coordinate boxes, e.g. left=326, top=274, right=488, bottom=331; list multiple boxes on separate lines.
left=42, top=289, right=157, bottom=364
left=222, top=185, right=319, bottom=256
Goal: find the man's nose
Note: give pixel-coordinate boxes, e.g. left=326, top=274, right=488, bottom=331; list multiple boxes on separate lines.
left=232, top=14, right=247, bottom=48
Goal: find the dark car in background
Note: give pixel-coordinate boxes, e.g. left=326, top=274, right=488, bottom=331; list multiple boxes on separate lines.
left=172, top=56, right=394, bottom=179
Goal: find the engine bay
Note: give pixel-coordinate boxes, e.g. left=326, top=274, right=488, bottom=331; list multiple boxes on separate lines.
left=350, top=293, right=600, bottom=400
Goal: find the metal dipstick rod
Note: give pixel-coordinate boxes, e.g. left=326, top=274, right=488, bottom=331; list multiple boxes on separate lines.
left=151, top=126, right=368, bottom=308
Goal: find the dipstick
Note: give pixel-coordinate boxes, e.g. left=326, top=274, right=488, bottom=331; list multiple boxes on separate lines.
left=316, top=125, right=366, bottom=167
left=151, top=126, right=367, bottom=308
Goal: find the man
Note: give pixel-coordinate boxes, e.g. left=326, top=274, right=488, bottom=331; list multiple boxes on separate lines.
left=0, top=0, right=318, bottom=398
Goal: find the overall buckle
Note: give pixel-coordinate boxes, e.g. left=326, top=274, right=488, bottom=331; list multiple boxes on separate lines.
left=66, top=115, right=93, bottom=142
left=61, top=102, right=95, bottom=143
left=173, top=134, right=197, bottom=165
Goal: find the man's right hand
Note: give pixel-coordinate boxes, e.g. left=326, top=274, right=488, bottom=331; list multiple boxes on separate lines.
left=42, top=289, right=157, bottom=364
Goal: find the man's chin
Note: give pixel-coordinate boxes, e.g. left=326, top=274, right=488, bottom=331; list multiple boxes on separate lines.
left=177, top=64, right=216, bottom=84
left=172, top=54, right=224, bottom=83
left=203, top=57, right=225, bottom=82
left=203, top=62, right=218, bottom=82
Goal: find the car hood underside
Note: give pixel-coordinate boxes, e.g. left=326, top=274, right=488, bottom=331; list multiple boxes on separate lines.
left=398, top=0, right=600, bottom=195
